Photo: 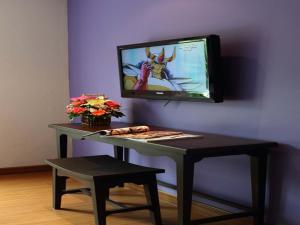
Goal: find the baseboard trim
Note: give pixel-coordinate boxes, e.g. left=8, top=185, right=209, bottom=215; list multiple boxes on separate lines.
left=0, top=165, right=51, bottom=175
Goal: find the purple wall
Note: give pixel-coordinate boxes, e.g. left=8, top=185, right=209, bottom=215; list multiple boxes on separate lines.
left=68, top=0, right=300, bottom=224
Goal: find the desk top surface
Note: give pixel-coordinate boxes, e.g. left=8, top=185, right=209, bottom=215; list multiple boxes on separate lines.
left=49, top=122, right=277, bottom=157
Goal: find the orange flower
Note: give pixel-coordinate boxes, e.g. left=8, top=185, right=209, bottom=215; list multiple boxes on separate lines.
left=72, top=107, right=86, bottom=114
left=91, top=109, right=106, bottom=116
left=105, top=100, right=120, bottom=108
left=71, top=101, right=83, bottom=107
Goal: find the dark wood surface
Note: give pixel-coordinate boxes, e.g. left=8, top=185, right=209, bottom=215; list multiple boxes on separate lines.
left=49, top=122, right=277, bottom=156
left=46, top=155, right=164, bottom=179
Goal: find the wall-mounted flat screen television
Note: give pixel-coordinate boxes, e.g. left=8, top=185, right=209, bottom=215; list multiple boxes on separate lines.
left=117, top=34, right=223, bottom=102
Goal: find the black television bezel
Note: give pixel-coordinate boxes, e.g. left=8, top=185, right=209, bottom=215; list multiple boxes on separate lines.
left=117, top=34, right=223, bottom=103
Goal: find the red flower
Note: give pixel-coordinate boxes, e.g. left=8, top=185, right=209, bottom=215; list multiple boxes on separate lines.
left=91, top=109, right=106, bottom=116
left=105, top=100, right=120, bottom=108
left=72, top=107, right=86, bottom=114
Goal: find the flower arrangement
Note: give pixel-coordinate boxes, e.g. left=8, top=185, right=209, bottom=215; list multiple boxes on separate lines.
left=66, top=94, right=124, bottom=126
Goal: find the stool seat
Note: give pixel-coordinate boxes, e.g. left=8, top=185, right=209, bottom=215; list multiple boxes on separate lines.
left=46, top=155, right=164, bottom=180
left=46, top=155, right=164, bottom=225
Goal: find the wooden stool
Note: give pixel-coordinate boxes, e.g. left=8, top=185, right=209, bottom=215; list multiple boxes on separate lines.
left=45, top=155, right=164, bottom=225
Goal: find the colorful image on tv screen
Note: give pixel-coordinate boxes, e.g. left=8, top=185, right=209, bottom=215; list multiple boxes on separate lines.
left=121, top=38, right=210, bottom=98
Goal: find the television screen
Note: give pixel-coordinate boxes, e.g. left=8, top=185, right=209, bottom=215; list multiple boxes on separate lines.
left=117, top=35, right=222, bottom=102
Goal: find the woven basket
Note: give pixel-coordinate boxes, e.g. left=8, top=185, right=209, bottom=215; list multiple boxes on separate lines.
left=81, top=114, right=111, bottom=127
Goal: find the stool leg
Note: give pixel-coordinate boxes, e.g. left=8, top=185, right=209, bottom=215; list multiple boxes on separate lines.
left=91, top=180, right=108, bottom=225
left=144, top=176, right=162, bottom=225
left=52, top=168, right=67, bottom=209
left=251, top=154, right=268, bottom=225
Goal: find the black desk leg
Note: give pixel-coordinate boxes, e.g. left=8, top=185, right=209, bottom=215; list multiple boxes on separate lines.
left=124, top=148, right=130, bottom=162
left=251, top=153, right=268, bottom=225
left=176, top=155, right=195, bottom=225
left=114, top=146, right=124, bottom=161
left=144, top=175, right=162, bottom=225
left=114, top=146, right=125, bottom=187
left=56, top=133, right=68, bottom=158
left=114, top=146, right=130, bottom=162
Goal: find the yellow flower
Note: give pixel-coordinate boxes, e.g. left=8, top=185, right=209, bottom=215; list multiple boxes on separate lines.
left=86, top=99, right=105, bottom=106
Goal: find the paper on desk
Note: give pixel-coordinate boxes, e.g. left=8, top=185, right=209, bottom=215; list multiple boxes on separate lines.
left=116, top=133, right=203, bottom=142
left=82, top=126, right=202, bottom=142
left=98, top=126, right=150, bottom=135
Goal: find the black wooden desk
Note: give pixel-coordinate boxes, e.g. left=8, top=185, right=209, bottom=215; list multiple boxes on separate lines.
left=49, top=122, right=277, bottom=225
